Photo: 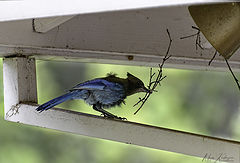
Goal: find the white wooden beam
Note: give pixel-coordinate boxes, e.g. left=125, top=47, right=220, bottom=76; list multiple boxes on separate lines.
left=0, top=3, right=240, bottom=71
left=1, top=45, right=240, bottom=72
left=33, top=16, right=75, bottom=33
left=5, top=103, right=240, bottom=163
left=0, top=0, right=233, bottom=22
left=3, top=57, right=37, bottom=119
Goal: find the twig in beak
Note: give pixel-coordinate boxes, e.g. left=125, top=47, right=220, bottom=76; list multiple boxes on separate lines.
left=134, top=29, right=172, bottom=114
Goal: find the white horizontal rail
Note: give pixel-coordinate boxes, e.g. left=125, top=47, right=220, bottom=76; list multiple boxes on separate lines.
left=0, top=0, right=234, bottom=22
left=1, top=45, right=240, bottom=71
left=5, top=103, right=240, bottom=163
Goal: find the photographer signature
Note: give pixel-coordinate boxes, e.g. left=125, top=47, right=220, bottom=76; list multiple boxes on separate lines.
left=202, top=153, right=234, bottom=162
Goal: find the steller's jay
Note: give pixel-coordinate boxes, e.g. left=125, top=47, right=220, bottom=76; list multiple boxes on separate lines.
left=36, top=72, right=149, bottom=119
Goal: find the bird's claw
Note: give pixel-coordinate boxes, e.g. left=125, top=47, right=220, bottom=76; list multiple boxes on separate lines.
left=101, top=113, right=127, bottom=121
left=117, top=117, right=127, bottom=121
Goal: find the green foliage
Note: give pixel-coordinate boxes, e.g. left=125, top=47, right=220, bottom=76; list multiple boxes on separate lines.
left=0, top=59, right=239, bottom=163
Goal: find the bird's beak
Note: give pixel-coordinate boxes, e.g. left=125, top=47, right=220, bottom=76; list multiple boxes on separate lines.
left=139, top=86, right=150, bottom=93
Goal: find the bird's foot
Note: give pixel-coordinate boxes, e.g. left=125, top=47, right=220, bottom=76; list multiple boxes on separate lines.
left=101, top=113, right=127, bottom=121
left=115, top=116, right=127, bottom=121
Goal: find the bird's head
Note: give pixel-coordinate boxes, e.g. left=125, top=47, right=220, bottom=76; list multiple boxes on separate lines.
left=126, top=72, right=149, bottom=96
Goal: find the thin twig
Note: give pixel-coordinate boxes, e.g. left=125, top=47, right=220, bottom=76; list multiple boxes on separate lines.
left=133, top=29, right=172, bottom=115
left=225, top=58, right=240, bottom=91
left=208, top=50, right=218, bottom=66
left=180, top=26, right=203, bottom=51
left=191, top=26, right=199, bottom=30
left=180, top=33, right=198, bottom=39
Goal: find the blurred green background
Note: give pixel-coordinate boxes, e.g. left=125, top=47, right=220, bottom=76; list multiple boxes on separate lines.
left=0, top=58, right=240, bottom=163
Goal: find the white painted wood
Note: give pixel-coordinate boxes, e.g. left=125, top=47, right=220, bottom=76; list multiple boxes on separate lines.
left=0, top=0, right=234, bottom=22
left=0, top=2, right=239, bottom=162
left=33, top=16, right=75, bottom=33
left=5, top=103, right=240, bottom=163
left=1, top=45, right=240, bottom=72
left=3, top=57, right=37, bottom=119
left=0, top=4, right=239, bottom=71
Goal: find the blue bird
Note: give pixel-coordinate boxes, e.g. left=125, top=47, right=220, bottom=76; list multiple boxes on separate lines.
left=36, top=72, right=149, bottom=119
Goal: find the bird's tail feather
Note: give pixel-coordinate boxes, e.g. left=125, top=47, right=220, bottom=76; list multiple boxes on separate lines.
left=36, top=91, right=78, bottom=112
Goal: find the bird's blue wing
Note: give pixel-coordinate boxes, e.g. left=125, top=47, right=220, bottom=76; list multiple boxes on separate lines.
left=72, top=79, right=118, bottom=91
